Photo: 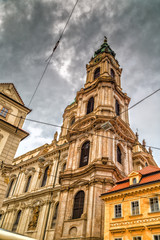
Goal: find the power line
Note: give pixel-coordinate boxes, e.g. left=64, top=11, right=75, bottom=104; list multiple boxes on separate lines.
left=28, top=0, right=79, bottom=107
left=7, top=113, right=160, bottom=151
left=120, top=88, right=160, bottom=116
left=4, top=87, right=160, bottom=150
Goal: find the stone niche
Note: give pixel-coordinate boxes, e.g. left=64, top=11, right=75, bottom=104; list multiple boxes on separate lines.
left=62, top=218, right=87, bottom=239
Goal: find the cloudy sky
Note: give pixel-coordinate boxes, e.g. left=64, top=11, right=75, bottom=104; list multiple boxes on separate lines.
left=0, top=0, right=160, bottom=166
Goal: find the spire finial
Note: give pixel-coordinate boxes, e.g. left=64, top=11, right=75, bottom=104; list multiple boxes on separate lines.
left=104, top=36, right=107, bottom=43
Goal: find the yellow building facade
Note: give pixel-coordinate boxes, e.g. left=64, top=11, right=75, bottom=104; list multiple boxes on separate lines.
left=0, top=83, right=31, bottom=207
left=101, top=165, right=160, bottom=240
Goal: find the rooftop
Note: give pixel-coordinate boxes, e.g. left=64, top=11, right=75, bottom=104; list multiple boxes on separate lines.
left=102, top=165, right=160, bottom=196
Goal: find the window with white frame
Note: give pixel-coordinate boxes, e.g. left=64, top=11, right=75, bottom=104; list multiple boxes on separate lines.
left=154, top=235, right=160, bottom=240
left=114, top=204, right=122, bottom=218
left=150, top=197, right=159, bottom=212
left=0, top=107, right=8, bottom=118
left=131, top=201, right=139, bottom=215
left=133, top=237, right=142, bottom=240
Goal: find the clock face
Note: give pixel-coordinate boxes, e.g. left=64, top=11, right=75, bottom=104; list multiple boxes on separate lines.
left=94, top=55, right=102, bottom=64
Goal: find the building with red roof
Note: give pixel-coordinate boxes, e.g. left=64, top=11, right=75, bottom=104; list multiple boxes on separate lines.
left=101, top=165, right=160, bottom=240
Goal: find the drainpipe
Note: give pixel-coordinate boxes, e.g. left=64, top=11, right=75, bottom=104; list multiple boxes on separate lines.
left=42, top=150, right=61, bottom=240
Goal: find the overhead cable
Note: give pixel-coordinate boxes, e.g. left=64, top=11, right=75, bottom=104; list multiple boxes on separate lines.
left=4, top=87, right=160, bottom=151
left=28, top=0, right=79, bottom=107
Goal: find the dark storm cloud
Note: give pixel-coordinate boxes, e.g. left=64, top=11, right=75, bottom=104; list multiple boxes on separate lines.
left=0, top=0, right=160, bottom=164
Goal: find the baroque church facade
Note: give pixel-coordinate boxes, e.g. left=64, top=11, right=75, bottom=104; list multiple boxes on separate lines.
left=0, top=39, right=157, bottom=240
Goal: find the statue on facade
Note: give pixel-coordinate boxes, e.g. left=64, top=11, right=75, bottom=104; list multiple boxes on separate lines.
left=28, top=206, right=40, bottom=230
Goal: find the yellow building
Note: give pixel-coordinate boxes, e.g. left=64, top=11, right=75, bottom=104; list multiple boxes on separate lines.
left=0, top=83, right=31, bottom=207
left=101, top=165, right=160, bottom=240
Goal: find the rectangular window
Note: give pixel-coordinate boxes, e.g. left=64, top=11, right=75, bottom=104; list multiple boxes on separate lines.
left=115, top=204, right=122, bottom=218
left=0, top=107, right=8, bottom=118
left=114, top=238, right=122, bottom=240
left=154, top=235, right=160, bottom=240
left=150, top=197, right=159, bottom=212
left=131, top=201, right=139, bottom=215
left=133, top=237, right=142, bottom=240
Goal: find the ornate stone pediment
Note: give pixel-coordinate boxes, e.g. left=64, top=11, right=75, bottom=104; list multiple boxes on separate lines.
left=69, top=179, right=89, bottom=188
left=111, top=118, right=136, bottom=142
left=0, top=83, right=24, bottom=105
left=70, top=116, right=96, bottom=133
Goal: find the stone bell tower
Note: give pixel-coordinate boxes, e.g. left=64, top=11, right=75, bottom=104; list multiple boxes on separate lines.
left=54, top=38, right=137, bottom=240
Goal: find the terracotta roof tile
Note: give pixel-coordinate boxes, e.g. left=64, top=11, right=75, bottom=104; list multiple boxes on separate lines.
left=107, top=182, right=129, bottom=193
left=138, top=165, right=160, bottom=175
left=104, top=165, right=160, bottom=195
left=140, top=172, right=160, bottom=184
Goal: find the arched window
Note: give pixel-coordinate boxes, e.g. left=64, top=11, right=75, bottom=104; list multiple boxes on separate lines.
left=12, top=210, right=21, bottom=232
left=115, top=99, right=120, bottom=116
left=79, top=141, right=90, bottom=168
left=24, top=176, right=31, bottom=192
left=87, top=97, right=94, bottom=114
left=111, top=68, right=115, bottom=78
left=94, top=67, right=100, bottom=80
left=70, top=117, right=75, bottom=126
left=41, top=166, right=49, bottom=187
left=6, top=179, right=14, bottom=198
left=72, top=191, right=85, bottom=219
left=51, top=203, right=59, bottom=228
left=133, top=178, right=137, bottom=184
left=117, top=146, right=122, bottom=164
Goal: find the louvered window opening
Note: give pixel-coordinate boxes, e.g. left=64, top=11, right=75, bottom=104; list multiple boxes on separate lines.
left=41, top=166, right=49, bottom=187
left=25, top=176, right=31, bottom=192
left=87, top=97, right=94, bottom=114
left=115, top=100, right=120, bottom=116
left=80, top=141, right=90, bottom=168
left=70, top=117, right=75, bottom=126
left=72, top=191, right=84, bottom=219
left=12, top=210, right=21, bottom=232
left=63, top=163, right=66, bottom=172
left=117, top=146, right=122, bottom=164
left=111, top=68, right=115, bottom=78
left=94, top=67, right=100, bottom=80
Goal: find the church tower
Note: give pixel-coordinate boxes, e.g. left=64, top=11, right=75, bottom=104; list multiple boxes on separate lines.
left=0, top=39, right=157, bottom=240
left=0, top=83, right=30, bottom=207
left=54, top=38, right=137, bottom=240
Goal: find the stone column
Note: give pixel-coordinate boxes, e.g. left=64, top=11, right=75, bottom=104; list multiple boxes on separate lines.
left=35, top=202, right=50, bottom=240
left=20, top=207, right=30, bottom=234
left=86, top=185, right=94, bottom=238
left=48, top=162, right=55, bottom=186
left=92, top=184, right=103, bottom=238
left=72, top=140, right=78, bottom=170
left=54, top=190, right=68, bottom=240
left=31, top=169, right=39, bottom=191
left=15, top=171, right=24, bottom=195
